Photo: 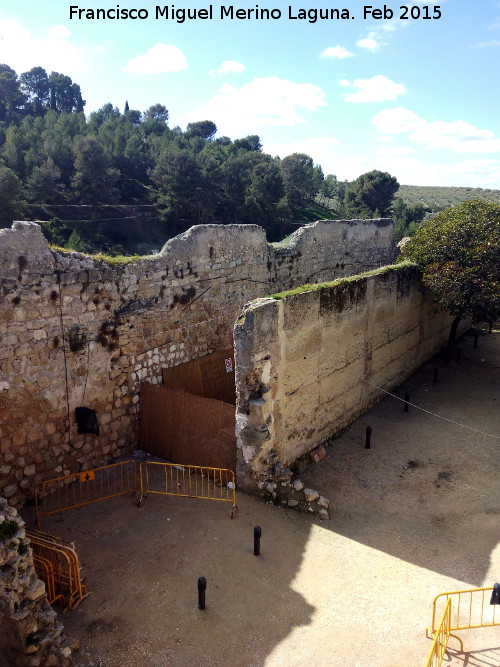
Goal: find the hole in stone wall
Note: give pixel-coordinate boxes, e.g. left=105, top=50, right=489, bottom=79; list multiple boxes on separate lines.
left=75, top=407, right=100, bottom=435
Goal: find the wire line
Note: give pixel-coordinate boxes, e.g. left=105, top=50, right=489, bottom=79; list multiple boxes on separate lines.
left=358, top=376, right=500, bottom=440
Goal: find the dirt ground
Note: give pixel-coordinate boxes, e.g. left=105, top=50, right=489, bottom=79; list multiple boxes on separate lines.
left=22, top=327, right=500, bottom=667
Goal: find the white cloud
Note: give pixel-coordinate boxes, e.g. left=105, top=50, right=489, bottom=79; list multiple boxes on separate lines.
left=375, top=154, right=500, bottom=188
left=263, top=137, right=372, bottom=180
left=123, top=44, right=187, bottom=74
left=356, top=38, right=381, bottom=52
left=46, top=25, right=71, bottom=40
left=473, top=40, right=500, bottom=48
left=320, top=46, right=354, bottom=59
left=209, top=60, right=245, bottom=76
left=410, top=120, right=500, bottom=153
left=377, top=145, right=415, bottom=156
left=371, top=107, right=425, bottom=134
left=0, top=18, right=93, bottom=73
left=372, top=107, right=500, bottom=154
left=342, top=75, right=406, bottom=103
left=184, top=76, right=326, bottom=136
left=357, top=9, right=412, bottom=52
left=264, top=136, right=340, bottom=161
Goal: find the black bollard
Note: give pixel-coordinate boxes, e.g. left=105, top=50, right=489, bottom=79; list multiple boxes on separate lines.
left=474, top=331, right=479, bottom=348
left=254, top=526, right=261, bottom=556
left=433, top=368, right=439, bottom=384
left=198, top=576, right=206, bottom=610
left=489, top=321, right=493, bottom=334
left=456, top=349, right=461, bottom=363
left=404, top=393, right=410, bottom=413
left=365, top=426, right=372, bottom=449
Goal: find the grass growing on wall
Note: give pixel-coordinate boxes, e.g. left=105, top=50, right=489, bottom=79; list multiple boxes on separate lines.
left=49, top=245, right=159, bottom=266
left=270, top=261, right=417, bottom=300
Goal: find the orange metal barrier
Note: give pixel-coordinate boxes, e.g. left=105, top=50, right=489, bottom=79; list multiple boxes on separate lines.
left=27, top=529, right=88, bottom=611
left=427, top=587, right=499, bottom=637
left=33, top=555, right=65, bottom=607
left=139, top=461, right=237, bottom=517
left=424, top=598, right=453, bottom=667
left=34, top=461, right=137, bottom=529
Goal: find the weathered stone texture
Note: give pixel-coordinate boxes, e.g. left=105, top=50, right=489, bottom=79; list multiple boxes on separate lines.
left=234, top=264, right=470, bottom=492
left=0, top=498, right=75, bottom=666
left=0, top=219, right=394, bottom=505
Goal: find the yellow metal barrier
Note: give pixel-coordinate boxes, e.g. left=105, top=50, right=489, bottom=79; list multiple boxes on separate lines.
left=139, top=461, right=237, bottom=517
left=424, top=598, right=453, bottom=667
left=34, top=461, right=137, bottom=529
left=27, top=529, right=88, bottom=611
left=427, top=587, right=499, bottom=637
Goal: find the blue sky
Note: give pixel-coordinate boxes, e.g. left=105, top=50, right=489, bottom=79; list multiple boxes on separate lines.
left=1, top=0, right=499, bottom=186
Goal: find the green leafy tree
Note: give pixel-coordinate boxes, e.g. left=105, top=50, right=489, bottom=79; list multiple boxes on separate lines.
left=49, top=72, right=85, bottom=113
left=401, top=200, right=500, bottom=348
left=344, top=170, right=399, bottom=218
left=243, top=157, right=284, bottom=239
left=142, top=104, right=169, bottom=136
left=150, top=148, right=203, bottom=229
left=27, top=157, right=65, bottom=203
left=88, top=103, right=121, bottom=132
left=392, top=197, right=426, bottom=240
left=0, top=64, right=25, bottom=121
left=2, top=125, right=26, bottom=176
left=233, top=135, right=262, bottom=152
left=20, top=67, right=50, bottom=115
left=72, top=136, right=119, bottom=204
left=65, top=229, right=88, bottom=252
left=185, top=120, right=217, bottom=141
left=280, top=153, right=316, bottom=219
left=0, top=166, right=24, bottom=227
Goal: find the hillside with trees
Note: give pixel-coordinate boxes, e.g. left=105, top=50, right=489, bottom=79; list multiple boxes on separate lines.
left=397, top=185, right=500, bottom=210
left=2, top=62, right=498, bottom=255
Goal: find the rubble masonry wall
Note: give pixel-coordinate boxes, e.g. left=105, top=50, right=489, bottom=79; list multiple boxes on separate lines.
left=0, top=218, right=394, bottom=505
left=0, top=498, right=76, bottom=666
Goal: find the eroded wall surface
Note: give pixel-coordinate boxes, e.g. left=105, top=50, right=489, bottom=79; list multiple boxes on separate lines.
left=0, top=218, right=394, bottom=505
left=0, top=498, right=76, bottom=666
left=234, top=264, right=468, bottom=493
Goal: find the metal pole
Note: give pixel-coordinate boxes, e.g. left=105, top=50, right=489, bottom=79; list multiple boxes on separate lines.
left=365, top=426, right=372, bottom=449
left=254, top=526, right=261, bottom=556
left=198, top=577, right=206, bottom=610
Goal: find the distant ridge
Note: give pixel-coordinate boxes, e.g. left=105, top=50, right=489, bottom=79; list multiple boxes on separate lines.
left=398, top=185, right=500, bottom=211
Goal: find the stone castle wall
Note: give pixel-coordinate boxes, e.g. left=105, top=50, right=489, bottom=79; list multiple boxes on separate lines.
left=0, top=218, right=394, bottom=505
left=233, top=264, right=469, bottom=493
left=0, top=498, right=76, bottom=666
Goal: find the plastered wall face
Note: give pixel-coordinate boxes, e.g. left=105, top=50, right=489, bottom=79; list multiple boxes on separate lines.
left=233, top=266, right=468, bottom=492
left=0, top=219, right=394, bottom=506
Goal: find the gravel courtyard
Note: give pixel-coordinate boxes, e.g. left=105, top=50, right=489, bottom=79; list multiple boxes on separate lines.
left=22, top=327, right=500, bottom=666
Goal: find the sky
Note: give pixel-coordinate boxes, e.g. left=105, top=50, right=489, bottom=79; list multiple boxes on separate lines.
left=1, top=0, right=499, bottom=187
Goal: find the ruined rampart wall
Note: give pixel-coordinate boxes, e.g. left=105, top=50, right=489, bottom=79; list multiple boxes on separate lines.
left=0, top=498, right=76, bottom=666
left=0, top=219, right=394, bottom=505
left=233, top=265, right=469, bottom=493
